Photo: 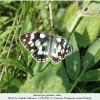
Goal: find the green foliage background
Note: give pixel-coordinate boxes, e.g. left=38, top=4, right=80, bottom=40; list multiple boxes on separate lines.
left=0, top=1, right=100, bottom=93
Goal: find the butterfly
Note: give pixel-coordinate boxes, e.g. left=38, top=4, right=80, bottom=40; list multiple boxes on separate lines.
left=19, top=32, right=72, bottom=64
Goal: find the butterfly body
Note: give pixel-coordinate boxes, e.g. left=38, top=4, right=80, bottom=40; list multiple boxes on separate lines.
left=19, top=32, right=72, bottom=64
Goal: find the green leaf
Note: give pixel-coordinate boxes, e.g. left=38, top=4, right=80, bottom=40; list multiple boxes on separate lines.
left=79, top=69, right=100, bottom=82
left=32, top=61, right=49, bottom=75
left=75, top=2, right=100, bottom=47
left=0, top=16, right=9, bottom=23
left=65, top=33, right=80, bottom=80
left=19, top=63, right=70, bottom=93
left=0, top=73, right=22, bottom=93
left=90, top=87, right=100, bottom=93
left=19, top=42, right=32, bottom=64
left=41, top=7, right=49, bottom=29
left=53, top=2, right=76, bottom=31
left=20, top=14, right=32, bottom=35
left=0, top=29, right=10, bottom=39
left=83, top=2, right=100, bottom=16
left=0, top=58, right=27, bottom=72
left=0, top=47, right=8, bottom=58
left=83, top=38, right=100, bottom=70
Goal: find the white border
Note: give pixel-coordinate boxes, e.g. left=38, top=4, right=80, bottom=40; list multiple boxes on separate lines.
left=0, top=93, right=100, bottom=100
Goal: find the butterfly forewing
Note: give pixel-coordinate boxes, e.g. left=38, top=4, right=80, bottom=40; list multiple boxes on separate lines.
left=20, top=32, right=48, bottom=52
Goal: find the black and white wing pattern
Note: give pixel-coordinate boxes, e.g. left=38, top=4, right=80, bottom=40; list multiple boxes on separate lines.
left=50, top=36, right=72, bottom=64
left=19, top=32, right=72, bottom=64
left=19, top=32, right=49, bottom=62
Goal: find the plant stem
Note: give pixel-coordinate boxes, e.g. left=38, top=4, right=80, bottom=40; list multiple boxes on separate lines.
left=49, top=1, right=54, bottom=34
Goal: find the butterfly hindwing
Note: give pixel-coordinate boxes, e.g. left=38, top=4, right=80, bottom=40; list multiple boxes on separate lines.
left=32, top=41, right=49, bottom=62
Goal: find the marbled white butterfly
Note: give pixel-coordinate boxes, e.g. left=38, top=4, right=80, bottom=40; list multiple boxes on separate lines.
left=19, top=32, right=72, bottom=64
